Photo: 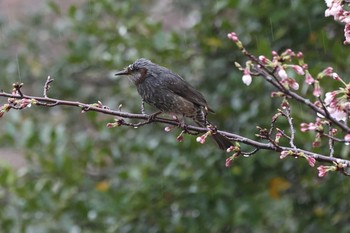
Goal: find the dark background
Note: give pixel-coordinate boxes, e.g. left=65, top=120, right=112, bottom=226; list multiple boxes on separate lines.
left=0, top=0, right=349, bottom=232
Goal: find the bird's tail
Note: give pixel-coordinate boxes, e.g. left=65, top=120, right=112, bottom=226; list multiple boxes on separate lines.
left=211, top=132, right=233, bottom=151
left=194, top=118, right=232, bottom=151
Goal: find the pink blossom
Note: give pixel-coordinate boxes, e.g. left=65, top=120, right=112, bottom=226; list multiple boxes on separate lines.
left=325, top=4, right=343, bottom=18
left=344, top=134, right=350, bottom=142
left=324, top=92, right=336, bottom=105
left=227, top=32, right=238, bottom=42
left=331, top=109, right=348, bottom=122
left=259, top=55, right=270, bottom=64
left=344, top=24, right=350, bottom=44
left=300, top=123, right=309, bottom=132
left=226, top=146, right=235, bottom=153
left=271, top=51, right=278, bottom=57
left=306, top=156, right=316, bottom=167
left=317, top=166, right=329, bottom=177
left=323, top=67, right=334, bottom=76
left=196, top=136, right=206, bottom=144
left=281, top=49, right=294, bottom=57
left=287, top=78, right=299, bottom=90
left=332, top=72, right=341, bottom=80
left=305, top=73, right=315, bottom=85
left=300, top=123, right=315, bottom=132
left=280, top=150, right=290, bottom=159
left=323, top=91, right=349, bottom=121
left=277, top=67, right=288, bottom=79
left=292, top=65, right=305, bottom=75
left=297, top=51, right=304, bottom=58
left=242, top=68, right=252, bottom=86
left=327, top=107, right=347, bottom=121
left=313, top=81, right=321, bottom=97
left=164, top=126, right=173, bottom=132
left=20, top=98, right=32, bottom=108
left=225, top=157, right=233, bottom=167
left=275, top=131, right=282, bottom=143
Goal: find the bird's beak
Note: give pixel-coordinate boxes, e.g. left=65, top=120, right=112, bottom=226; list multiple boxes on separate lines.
left=114, top=68, right=130, bottom=76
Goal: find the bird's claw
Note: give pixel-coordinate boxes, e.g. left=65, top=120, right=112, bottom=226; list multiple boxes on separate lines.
left=147, top=111, right=162, bottom=121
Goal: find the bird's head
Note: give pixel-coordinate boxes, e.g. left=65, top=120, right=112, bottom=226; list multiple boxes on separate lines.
left=115, top=58, right=153, bottom=84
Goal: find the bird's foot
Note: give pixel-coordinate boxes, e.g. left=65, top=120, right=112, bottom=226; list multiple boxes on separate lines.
left=147, top=111, right=162, bottom=122
left=177, top=117, right=189, bottom=132
left=178, top=120, right=200, bottom=136
left=207, top=123, right=218, bottom=135
left=141, top=99, right=146, bottom=115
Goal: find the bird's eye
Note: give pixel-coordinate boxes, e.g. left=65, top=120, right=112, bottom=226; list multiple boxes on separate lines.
left=128, top=64, right=135, bottom=71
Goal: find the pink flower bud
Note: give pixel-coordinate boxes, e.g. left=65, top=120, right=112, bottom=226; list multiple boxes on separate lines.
left=196, top=136, right=206, bottom=144
left=242, top=73, right=252, bottom=86
left=324, top=92, right=336, bottom=105
left=323, top=67, right=333, bottom=76
left=313, top=81, right=321, bottom=97
left=317, top=166, right=328, bottom=177
left=226, top=146, right=235, bottom=153
left=332, top=72, right=341, bottom=81
left=227, top=32, right=238, bottom=42
left=225, top=157, right=233, bottom=167
left=292, top=65, right=305, bottom=75
left=300, top=123, right=311, bottom=132
left=304, top=73, right=314, bottom=85
left=288, top=78, right=299, bottom=90
left=258, top=55, right=270, bottom=64
left=280, top=150, right=290, bottom=159
left=277, top=67, right=288, bottom=79
left=164, top=126, right=173, bottom=132
left=306, top=156, right=316, bottom=167
left=344, top=134, right=350, bottom=142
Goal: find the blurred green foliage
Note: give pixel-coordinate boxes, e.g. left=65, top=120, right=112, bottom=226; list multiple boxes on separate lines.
left=1, top=0, right=350, bottom=232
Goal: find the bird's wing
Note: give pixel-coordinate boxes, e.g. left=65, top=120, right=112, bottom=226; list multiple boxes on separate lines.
left=160, top=69, right=214, bottom=112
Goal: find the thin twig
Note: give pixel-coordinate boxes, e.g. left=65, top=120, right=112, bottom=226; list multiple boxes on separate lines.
left=242, top=148, right=260, bottom=157
left=43, top=76, right=54, bottom=98
left=283, top=107, right=296, bottom=149
left=328, top=123, right=335, bottom=157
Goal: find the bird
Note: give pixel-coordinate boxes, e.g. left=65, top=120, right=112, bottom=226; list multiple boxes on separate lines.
left=114, top=58, right=232, bottom=150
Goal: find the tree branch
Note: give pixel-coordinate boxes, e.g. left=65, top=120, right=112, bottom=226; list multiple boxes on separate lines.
left=1, top=86, right=350, bottom=171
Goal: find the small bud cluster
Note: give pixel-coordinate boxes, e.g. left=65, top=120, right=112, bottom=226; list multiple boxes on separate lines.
left=280, top=150, right=316, bottom=167
left=225, top=143, right=241, bottom=167
left=317, top=165, right=338, bottom=177
left=1, top=97, right=36, bottom=118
